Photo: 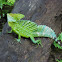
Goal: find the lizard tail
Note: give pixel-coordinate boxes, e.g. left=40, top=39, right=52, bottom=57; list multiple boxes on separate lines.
left=37, top=25, right=62, bottom=46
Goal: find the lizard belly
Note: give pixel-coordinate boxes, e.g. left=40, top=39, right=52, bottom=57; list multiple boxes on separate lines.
left=12, top=28, right=30, bottom=38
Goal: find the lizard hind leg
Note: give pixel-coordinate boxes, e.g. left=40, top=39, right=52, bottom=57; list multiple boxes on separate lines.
left=30, top=36, right=43, bottom=47
left=36, top=40, right=43, bottom=47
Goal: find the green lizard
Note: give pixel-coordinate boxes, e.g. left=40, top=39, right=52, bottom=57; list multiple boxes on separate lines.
left=7, top=13, right=62, bottom=47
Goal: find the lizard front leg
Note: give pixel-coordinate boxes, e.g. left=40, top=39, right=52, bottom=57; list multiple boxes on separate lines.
left=30, top=36, right=43, bottom=47
left=7, top=29, right=12, bottom=33
left=16, top=34, right=21, bottom=43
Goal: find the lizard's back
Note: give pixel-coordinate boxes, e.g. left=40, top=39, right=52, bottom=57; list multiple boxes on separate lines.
left=10, top=20, right=38, bottom=38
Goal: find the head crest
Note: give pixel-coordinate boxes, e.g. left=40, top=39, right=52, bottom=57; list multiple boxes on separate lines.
left=7, top=13, right=25, bottom=22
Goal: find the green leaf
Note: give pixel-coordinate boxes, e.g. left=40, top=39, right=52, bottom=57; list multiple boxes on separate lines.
left=53, top=32, right=62, bottom=49
left=7, top=0, right=15, bottom=5
left=56, top=59, right=62, bottom=62
left=0, top=0, right=15, bottom=9
left=7, top=13, right=25, bottom=22
left=57, top=32, right=62, bottom=41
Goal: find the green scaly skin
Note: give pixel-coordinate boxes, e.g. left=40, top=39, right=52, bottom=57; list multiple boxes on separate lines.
left=7, top=13, right=61, bottom=47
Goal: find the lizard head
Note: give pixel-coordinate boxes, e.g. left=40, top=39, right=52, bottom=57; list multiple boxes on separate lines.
left=7, top=13, right=25, bottom=26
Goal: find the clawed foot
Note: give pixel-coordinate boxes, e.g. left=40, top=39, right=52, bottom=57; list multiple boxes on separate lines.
left=36, top=40, right=43, bottom=47
left=15, top=38, right=21, bottom=43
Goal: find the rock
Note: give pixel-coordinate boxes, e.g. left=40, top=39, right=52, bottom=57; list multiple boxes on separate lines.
left=12, top=0, right=47, bottom=21
left=1, top=0, right=62, bottom=62
left=0, top=34, right=51, bottom=62
left=0, top=35, right=18, bottom=62
left=2, top=22, right=10, bottom=35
